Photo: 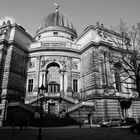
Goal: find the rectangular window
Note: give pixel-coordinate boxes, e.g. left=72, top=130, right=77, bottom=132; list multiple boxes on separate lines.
left=28, top=79, right=33, bottom=92
left=53, top=32, right=58, bottom=35
left=73, top=79, right=78, bottom=92
left=115, top=72, right=121, bottom=92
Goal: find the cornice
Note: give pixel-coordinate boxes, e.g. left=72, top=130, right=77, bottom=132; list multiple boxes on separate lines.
left=35, top=26, right=77, bottom=38
left=12, top=23, right=34, bottom=41
left=8, top=40, right=28, bottom=53
left=75, top=25, right=96, bottom=42
left=75, top=24, right=124, bottom=44
left=0, top=39, right=8, bottom=46
left=80, top=40, right=112, bottom=53
left=28, top=46, right=80, bottom=54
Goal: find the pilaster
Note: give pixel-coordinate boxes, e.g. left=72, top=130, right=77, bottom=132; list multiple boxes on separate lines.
left=67, top=57, right=72, bottom=93
left=0, top=45, right=7, bottom=92
left=33, top=56, right=40, bottom=93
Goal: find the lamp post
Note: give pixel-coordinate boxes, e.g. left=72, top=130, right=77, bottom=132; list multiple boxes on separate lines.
left=38, top=84, right=46, bottom=140
left=78, top=93, right=82, bottom=128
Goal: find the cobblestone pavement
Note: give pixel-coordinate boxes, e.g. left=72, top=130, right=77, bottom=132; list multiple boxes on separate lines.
left=0, top=126, right=139, bottom=140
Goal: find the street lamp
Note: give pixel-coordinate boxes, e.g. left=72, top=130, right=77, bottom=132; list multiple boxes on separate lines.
left=78, top=94, right=82, bottom=128
left=37, top=84, right=46, bottom=140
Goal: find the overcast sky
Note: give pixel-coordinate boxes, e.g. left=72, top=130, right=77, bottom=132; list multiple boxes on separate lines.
left=0, top=0, right=140, bottom=36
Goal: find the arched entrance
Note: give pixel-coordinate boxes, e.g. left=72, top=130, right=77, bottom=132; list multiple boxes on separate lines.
left=45, top=62, right=61, bottom=115
left=46, top=62, right=61, bottom=94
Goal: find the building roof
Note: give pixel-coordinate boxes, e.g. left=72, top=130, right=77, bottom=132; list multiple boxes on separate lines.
left=41, top=11, right=76, bottom=32
left=36, top=10, right=77, bottom=38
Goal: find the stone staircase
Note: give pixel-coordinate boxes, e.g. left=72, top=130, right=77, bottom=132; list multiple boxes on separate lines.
left=67, top=101, right=94, bottom=113
left=25, top=93, right=78, bottom=105
left=63, top=95, right=78, bottom=104
left=25, top=96, right=37, bottom=104
left=25, top=94, right=94, bottom=114
left=24, top=93, right=95, bottom=123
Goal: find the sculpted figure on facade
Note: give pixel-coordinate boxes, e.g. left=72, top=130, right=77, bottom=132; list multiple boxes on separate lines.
left=59, top=57, right=67, bottom=70
left=72, top=61, right=78, bottom=70
left=0, top=26, right=10, bottom=37
left=40, top=59, right=49, bottom=68
left=0, top=20, right=11, bottom=38
left=28, top=58, right=35, bottom=69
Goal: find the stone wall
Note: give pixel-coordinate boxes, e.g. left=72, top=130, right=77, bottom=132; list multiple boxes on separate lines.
left=81, top=47, right=102, bottom=98
left=69, top=99, right=122, bottom=124
left=131, top=100, right=140, bottom=120
left=1, top=44, right=27, bottom=101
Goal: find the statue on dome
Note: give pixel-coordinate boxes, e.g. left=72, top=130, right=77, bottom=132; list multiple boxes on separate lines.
left=53, top=2, right=59, bottom=11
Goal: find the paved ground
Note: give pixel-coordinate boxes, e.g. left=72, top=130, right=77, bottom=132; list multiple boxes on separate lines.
left=0, top=125, right=139, bottom=140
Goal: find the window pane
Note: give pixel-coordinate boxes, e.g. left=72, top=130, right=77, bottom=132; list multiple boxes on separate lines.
left=115, top=72, right=121, bottom=92
left=48, top=66, right=60, bottom=84
left=28, top=79, right=33, bottom=92
left=73, top=79, right=78, bottom=92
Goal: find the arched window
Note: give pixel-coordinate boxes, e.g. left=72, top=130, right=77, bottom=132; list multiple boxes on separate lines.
left=46, top=63, right=60, bottom=93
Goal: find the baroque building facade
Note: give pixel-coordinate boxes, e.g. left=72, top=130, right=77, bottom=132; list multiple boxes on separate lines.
left=0, top=7, right=140, bottom=126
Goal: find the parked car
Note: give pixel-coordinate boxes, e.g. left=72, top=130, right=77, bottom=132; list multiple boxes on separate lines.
left=100, top=119, right=111, bottom=127
left=110, top=118, right=122, bottom=126
left=121, top=118, right=136, bottom=126
left=130, top=122, right=140, bottom=134
left=100, top=118, right=122, bottom=127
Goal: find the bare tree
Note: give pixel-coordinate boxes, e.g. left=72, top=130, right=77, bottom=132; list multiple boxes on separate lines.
left=109, top=19, right=140, bottom=97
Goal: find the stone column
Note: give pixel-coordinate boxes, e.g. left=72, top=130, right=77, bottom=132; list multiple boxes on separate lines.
left=67, top=57, right=72, bottom=96
left=42, top=73, right=44, bottom=85
left=0, top=48, right=3, bottom=71
left=101, top=51, right=109, bottom=94
left=0, top=44, right=10, bottom=127
left=45, top=69, right=49, bottom=92
left=59, top=69, right=66, bottom=97
left=104, top=52, right=108, bottom=86
left=0, top=47, right=4, bottom=93
left=62, top=71, right=65, bottom=97
left=33, top=56, right=40, bottom=94
left=0, top=47, right=7, bottom=126
left=41, top=71, right=46, bottom=87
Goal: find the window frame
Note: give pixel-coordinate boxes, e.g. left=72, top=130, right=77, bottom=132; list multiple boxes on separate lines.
left=28, top=79, right=33, bottom=92
left=73, top=79, right=78, bottom=92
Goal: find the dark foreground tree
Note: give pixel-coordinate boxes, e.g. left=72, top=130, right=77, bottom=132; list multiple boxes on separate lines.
left=108, top=20, right=140, bottom=97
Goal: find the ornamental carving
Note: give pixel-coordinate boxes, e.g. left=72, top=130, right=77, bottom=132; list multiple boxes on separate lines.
left=96, top=28, right=107, bottom=38
left=59, top=57, right=67, bottom=70
left=40, top=56, right=50, bottom=68
left=28, top=58, right=35, bottom=69
left=98, top=46, right=109, bottom=53
left=40, top=56, right=68, bottom=70
left=72, top=61, right=78, bottom=70
left=28, top=60, right=34, bottom=68
left=42, top=43, right=66, bottom=48
left=40, top=59, right=49, bottom=68
left=92, top=50, right=102, bottom=61
left=96, top=28, right=112, bottom=43
left=0, top=28, right=7, bottom=36
left=0, top=26, right=10, bottom=36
